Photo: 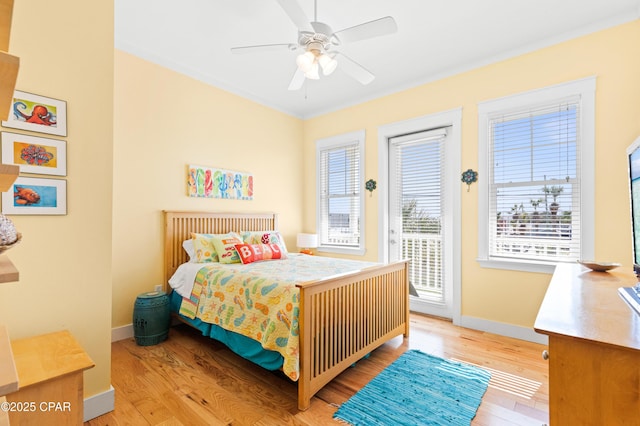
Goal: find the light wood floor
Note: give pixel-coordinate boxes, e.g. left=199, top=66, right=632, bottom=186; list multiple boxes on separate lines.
left=86, top=314, right=549, bottom=425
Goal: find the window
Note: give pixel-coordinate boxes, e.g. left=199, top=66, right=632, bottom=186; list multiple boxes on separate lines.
left=316, top=130, right=365, bottom=255
left=478, top=78, right=595, bottom=273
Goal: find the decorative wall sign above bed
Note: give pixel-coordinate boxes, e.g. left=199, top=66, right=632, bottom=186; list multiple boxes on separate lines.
left=187, top=164, right=253, bottom=200
left=1, top=91, right=67, bottom=137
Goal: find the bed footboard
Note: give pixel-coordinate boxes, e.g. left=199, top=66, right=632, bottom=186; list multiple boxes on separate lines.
left=297, top=260, right=409, bottom=410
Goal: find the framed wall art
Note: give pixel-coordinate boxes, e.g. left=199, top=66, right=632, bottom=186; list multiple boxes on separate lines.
left=1, top=132, right=67, bottom=176
left=187, top=165, right=253, bottom=200
left=1, top=90, right=67, bottom=137
left=2, top=177, right=67, bottom=215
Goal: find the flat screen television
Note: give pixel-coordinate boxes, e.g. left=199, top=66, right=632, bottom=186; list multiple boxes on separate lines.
left=619, top=136, right=640, bottom=314
left=628, top=136, right=640, bottom=274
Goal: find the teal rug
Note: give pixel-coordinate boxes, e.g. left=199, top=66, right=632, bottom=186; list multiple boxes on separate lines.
left=333, top=350, right=491, bottom=426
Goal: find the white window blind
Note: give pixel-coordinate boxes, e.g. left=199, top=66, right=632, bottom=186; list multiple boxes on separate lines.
left=487, top=96, right=581, bottom=262
left=316, top=131, right=364, bottom=253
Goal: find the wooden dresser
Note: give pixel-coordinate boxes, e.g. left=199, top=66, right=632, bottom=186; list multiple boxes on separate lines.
left=534, top=263, right=640, bottom=425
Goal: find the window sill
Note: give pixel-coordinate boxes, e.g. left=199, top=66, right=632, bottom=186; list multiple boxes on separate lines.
left=318, top=246, right=366, bottom=256
left=477, top=257, right=559, bottom=274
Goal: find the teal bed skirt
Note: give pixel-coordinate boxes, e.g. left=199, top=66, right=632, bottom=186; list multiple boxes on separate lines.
left=169, top=290, right=284, bottom=371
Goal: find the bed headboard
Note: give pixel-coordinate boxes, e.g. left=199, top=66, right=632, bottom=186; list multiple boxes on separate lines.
left=163, top=211, right=278, bottom=287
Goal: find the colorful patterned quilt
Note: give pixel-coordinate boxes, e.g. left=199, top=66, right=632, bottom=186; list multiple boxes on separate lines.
left=179, top=254, right=377, bottom=381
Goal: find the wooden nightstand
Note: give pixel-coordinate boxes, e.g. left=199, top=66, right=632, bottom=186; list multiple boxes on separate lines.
left=5, top=330, right=94, bottom=425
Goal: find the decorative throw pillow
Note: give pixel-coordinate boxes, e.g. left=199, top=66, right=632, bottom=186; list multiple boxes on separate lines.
left=211, top=234, right=244, bottom=264
left=234, top=243, right=286, bottom=264
left=191, top=232, right=240, bottom=263
left=240, top=231, right=288, bottom=254
left=191, top=233, right=219, bottom=263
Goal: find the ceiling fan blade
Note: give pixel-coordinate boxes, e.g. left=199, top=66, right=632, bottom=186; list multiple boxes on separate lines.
left=231, top=43, right=297, bottom=54
left=334, top=52, right=375, bottom=85
left=333, top=16, right=397, bottom=44
left=288, top=68, right=306, bottom=90
left=275, top=0, right=314, bottom=33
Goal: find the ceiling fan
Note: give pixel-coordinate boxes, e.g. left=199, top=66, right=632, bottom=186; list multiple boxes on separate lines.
left=230, top=0, right=397, bottom=90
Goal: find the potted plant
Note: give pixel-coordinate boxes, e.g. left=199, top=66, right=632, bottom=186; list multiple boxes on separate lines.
left=530, top=198, right=543, bottom=234
left=549, top=185, right=564, bottom=216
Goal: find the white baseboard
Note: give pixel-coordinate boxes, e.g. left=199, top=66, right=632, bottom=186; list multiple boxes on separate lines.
left=112, top=318, right=181, bottom=342
left=84, top=385, right=115, bottom=422
left=458, top=315, right=549, bottom=345
left=111, top=324, right=133, bottom=342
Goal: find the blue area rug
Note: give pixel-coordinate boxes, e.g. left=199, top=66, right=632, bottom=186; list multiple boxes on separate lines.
left=333, top=350, right=491, bottom=426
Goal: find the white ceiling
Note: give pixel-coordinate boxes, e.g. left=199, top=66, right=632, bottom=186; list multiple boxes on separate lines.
left=115, top=0, right=640, bottom=119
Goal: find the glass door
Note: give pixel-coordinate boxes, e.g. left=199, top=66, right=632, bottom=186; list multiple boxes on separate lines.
left=389, top=127, right=453, bottom=317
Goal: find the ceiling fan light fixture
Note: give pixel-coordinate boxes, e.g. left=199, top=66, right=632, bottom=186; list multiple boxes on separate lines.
left=304, top=62, right=320, bottom=80
left=318, top=53, right=337, bottom=75
left=296, top=51, right=315, bottom=72
left=233, top=2, right=398, bottom=91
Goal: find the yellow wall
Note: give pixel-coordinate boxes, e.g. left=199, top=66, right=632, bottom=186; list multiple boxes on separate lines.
left=112, top=50, right=304, bottom=328
left=303, top=20, right=640, bottom=328
left=0, top=0, right=114, bottom=398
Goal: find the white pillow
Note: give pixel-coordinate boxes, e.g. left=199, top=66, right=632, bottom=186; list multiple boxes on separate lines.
left=182, top=239, right=195, bottom=262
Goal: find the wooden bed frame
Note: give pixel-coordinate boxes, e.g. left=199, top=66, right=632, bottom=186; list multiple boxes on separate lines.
left=164, top=210, right=409, bottom=410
